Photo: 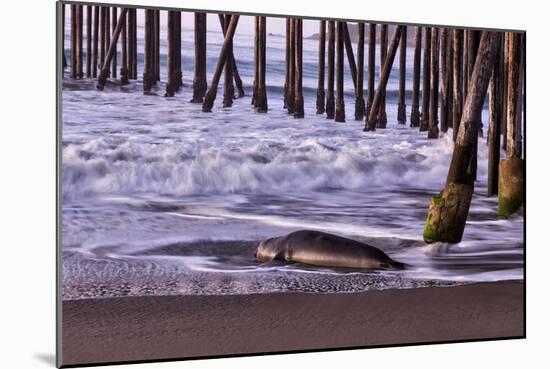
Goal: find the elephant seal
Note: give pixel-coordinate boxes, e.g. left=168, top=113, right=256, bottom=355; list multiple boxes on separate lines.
left=256, top=230, right=405, bottom=270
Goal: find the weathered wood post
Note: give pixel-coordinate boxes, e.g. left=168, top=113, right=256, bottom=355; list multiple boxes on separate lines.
left=191, top=13, right=207, bottom=102
left=498, top=32, right=524, bottom=218
left=397, top=26, right=407, bottom=124
left=154, top=10, right=160, bottom=83
left=97, top=8, right=128, bottom=90
left=223, top=15, right=235, bottom=108
left=423, top=32, right=500, bottom=243
left=364, top=26, right=404, bottom=131
left=287, top=18, right=296, bottom=114
left=316, top=20, right=326, bottom=114
left=452, top=29, right=463, bottom=141
left=284, top=18, right=291, bottom=109
left=77, top=5, right=83, bottom=78
left=376, top=24, right=388, bottom=128
left=355, top=23, right=366, bottom=121
left=466, top=30, right=481, bottom=179
left=366, top=24, right=376, bottom=117
left=501, top=33, right=509, bottom=152
left=487, top=35, right=504, bottom=196
left=257, top=16, right=269, bottom=113
left=70, top=4, right=77, bottom=78
left=202, top=15, right=240, bottom=112
left=427, top=28, right=440, bottom=139
left=99, top=7, right=106, bottom=69
left=92, top=6, right=99, bottom=78
left=335, top=22, right=346, bottom=122
left=129, top=8, right=137, bottom=80
left=111, top=7, right=118, bottom=79
left=105, top=7, right=110, bottom=74
left=165, top=11, right=177, bottom=97
left=252, top=16, right=259, bottom=106
left=86, top=6, right=92, bottom=78
left=439, top=28, right=450, bottom=133
left=218, top=14, right=244, bottom=98
left=294, top=18, right=304, bottom=118
left=143, top=9, right=155, bottom=93
left=342, top=23, right=357, bottom=89
left=174, top=11, right=183, bottom=90
left=120, top=8, right=129, bottom=85
left=325, top=21, right=335, bottom=119
left=420, top=27, right=431, bottom=131
left=410, top=26, right=422, bottom=127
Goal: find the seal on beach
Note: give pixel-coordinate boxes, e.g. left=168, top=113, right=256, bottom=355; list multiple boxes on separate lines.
left=255, top=230, right=405, bottom=270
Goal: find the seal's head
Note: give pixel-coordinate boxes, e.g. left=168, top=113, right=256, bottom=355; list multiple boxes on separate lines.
left=255, top=236, right=281, bottom=262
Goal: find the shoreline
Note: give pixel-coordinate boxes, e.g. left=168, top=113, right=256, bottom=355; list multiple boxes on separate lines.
left=62, top=280, right=524, bottom=366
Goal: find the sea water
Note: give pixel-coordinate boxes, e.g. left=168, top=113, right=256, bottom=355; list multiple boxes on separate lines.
left=61, top=17, right=524, bottom=299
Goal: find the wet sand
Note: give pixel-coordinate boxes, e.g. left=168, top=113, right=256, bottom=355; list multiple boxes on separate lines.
left=61, top=281, right=524, bottom=367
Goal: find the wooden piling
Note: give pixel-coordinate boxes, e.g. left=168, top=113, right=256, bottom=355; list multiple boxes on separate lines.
left=97, top=8, right=128, bottom=90
left=92, top=6, right=99, bottom=78
left=397, top=26, right=407, bottom=124
left=423, top=32, right=500, bottom=243
left=173, top=11, right=183, bottom=91
left=86, top=6, right=92, bottom=78
left=316, top=20, right=326, bottom=114
left=128, top=8, right=137, bottom=80
left=165, top=11, right=177, bottom=97
left=111, top=7, right=118, bottom=79
left=143, top=9, right=155, bottom=93
left=439, top=28, right=451, bottom=133
left=120, top=8, right=129, bottom=85
left=287, top=18, right=296, bottom=114
left=191, top=13, right=207, bottom=103
left=364, top=26, right=405, bottom=131
left=410, top=27, right=422, bottom=127
left=342, top=23, right=358, bottom=89
left=487, top=35, right=504, bottom=196
left=223, top=15, right=235, bottom=108
left=154, top=10, right=160, bottom=83
left=498, top=32, right=524, bottom=218
left=202, top=15, right=240, bottom=112
left=294, top=18, right=304, bottom=118
left=427, top=28, right=440, bottom=139
left=77, top=5, right=83, bottom=78
left=257, top=16, right=269, bottom=113
left=366, top=24, right=376, bottom=118
left=420, top=27, right=431, bottom=131
left=99, top=7, right=106, bottom=69
left=62, top=4, right=67, bottom=69
left=70, top=4, right=77, bottom=79
left=452, top=29, right=463, bottom=141
left=335, top=22, right=346, bottom=122
left=283, top=18, right=291, bottom=109
left=355, top=23, right=366, bottom=121
left=325, top=21, right=335, bottom=119
left=105, top=7, right=110, bottom=75
left=376, top=24, right=388, bottom=128
left=501, top=33, right=509, bottom=152
left=252, top=16, right=260, bottom=106
left=466, top=30, right=481, bottom=180
left=218, top=14, right=244, bottom=98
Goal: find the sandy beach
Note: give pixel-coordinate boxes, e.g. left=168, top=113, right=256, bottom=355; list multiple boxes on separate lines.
left=61, top=281, right=524, bottom=366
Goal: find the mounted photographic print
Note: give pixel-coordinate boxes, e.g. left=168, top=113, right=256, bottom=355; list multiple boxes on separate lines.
left=57, top=1, right=525, bottom=367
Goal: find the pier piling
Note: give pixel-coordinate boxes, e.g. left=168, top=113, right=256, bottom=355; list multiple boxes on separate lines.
left=410, top=27, right=422, bottom=127
left=335, top=22, right=346, bottom=122
left=427, top=28, right=440, bottom=139
left=397, top=26, right=407, bottom=124
left=223, top=15, right=235, bottom=108
left=439, top=28, right=451, bottom=133
left=165, top=11, right=178, bottom=96
left=257, top=16, right=269, bottom=113
left=294, top=18, right=304, bottom=118
left=376, top=24, right=388, bottom=128
left=452, top=29, right=464, bottom=140
left=120, top=8, right=129, bottom=85
left=342, top=23, right=358, bottom=89
left=86, top=6, right=92, bottom=78
left=420, top=27, right=431, bottom=131
left=325, top=21, right=335, bottom=119
left=487, top=35, right=504, bottom=196
left=97, top=8, right=128, bottom=90
left=355, top=23, right=366, bottom=121
left=316, top=21, right=326, bottom=114
left=191, top=13, right=207, bottom=102
left=366, top=24, right=376, bottom=118
left=143, top=9, right=156, bottom=93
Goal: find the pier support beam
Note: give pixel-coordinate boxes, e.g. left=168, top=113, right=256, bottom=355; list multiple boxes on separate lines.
left=70, top=4, right=77, bottom=78
left=143, top=9, right=155, bottom=93
left=99, top=7, right=106, bottom=69
left=498, top=32, right=524, bottom=218
left=294, top=18, right=304, bottom=118
left=427, top=27, right=440, bottom=139
left=218, top=14, right=244, bottom=98
left=335, top=22, right=346, bottom=122
left=287, top=19, right=296, bottom=114
left=120, top=8, right=129, bottom=85
left=92, top=6, right=99, bottom=78
left=440, top=28, right=451, bottom=133
left=366, top=24, right=376, bottom=118
left=111, top=7, right=118, bottom=79
left=364, top=26, right=404, bottom=131
left=154, top=10, right=160, bottom=83
left=86, top=6, right=92, bottom=78
left=165, top=11, right=178, bottom=96
left=325, top=21, right=335, bottom=119
left=77, top=5, right=83, bottom=78
left=283, top=18, right=291, bottom=109
left=452, top=29, right=464, bottom=141
left=202, top=15, right=240, bottom=112
left=397, top=26, right=407, bottom=124
left=128, top=9, right=137, bottom=79
left=191, top=13, right=207, bottom=102
left=316, top=20, right=326, bottom=114
left=376, top=24, right=388, bottom=128
left=423, top=32, right=500, bottom=243
left=342, top=23, right=357, bottom=90
left=410, top=26, right=422, bottom=127
left=257, top=16, right=269, bottom=113
left=487, top=36, right=504, bottom=196
left=252, top=16, right=259, bottom=106
left=223, top=15, right=235, bottom=108
left=97, top=8, right=128, bottom=90
left=420, top=27, right=431, bottom=131
left=62, top=4, right=67, bottom=70
left=355, top=23, right=365, bottom=121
